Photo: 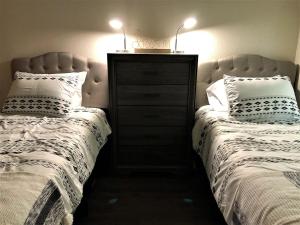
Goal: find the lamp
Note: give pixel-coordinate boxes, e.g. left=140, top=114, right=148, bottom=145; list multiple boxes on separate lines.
left=174, top=17, right=197, bottom=53
left=109, top=19, right=129, bottom=53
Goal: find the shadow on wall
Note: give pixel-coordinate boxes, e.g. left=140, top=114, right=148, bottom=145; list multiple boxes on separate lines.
left=295, top=89, right=300, bottom=106
left=0, top=61, right=12, bottom=107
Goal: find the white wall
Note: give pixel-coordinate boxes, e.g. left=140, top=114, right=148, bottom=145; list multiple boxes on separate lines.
left=1, top=0, right=299, bottom=61
left=0, top=0, right=299, bottom=105
left=0, top=0, right=11, bottom=106
left=296, top=40, right=300, bottom=64
left=0, top=0, right=4, bottom=60
left=295, top=1, right=300, bottom=65
left=294, top=1, right=300, bottom=100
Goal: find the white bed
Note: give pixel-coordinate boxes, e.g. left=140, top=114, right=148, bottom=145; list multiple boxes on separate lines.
left=193, top=54, right=300, bottom=225
left=193, top=105, right=300, bottom=225
left=0, top=52, right=111, bottom=225
left=0, top=108, right=110, bottom=225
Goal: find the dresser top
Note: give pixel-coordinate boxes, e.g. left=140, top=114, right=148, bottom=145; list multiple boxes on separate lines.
left=107, top=53, right=198, bottom=63
left=107, top=53, right=198, bottom=56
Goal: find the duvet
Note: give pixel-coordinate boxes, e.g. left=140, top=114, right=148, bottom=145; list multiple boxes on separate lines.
left=193, top=106, right=300, bottom=225
left=0, top=108, right=111, bottom=225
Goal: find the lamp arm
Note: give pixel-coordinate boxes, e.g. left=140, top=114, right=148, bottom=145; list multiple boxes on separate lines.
left=122, top=28, right=127, bottom=50
left=175, top=24, right=184, bottom=52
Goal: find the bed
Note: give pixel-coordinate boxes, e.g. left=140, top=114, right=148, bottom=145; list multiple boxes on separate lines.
left=0, top=52, right=111, bottom=225
left=192, top=54, right=300, bottom=225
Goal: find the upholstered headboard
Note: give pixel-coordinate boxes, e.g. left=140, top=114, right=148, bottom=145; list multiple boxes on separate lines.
left=11, top=52, right=108, bottom=108
left=196, top=54, right=299, bottom=108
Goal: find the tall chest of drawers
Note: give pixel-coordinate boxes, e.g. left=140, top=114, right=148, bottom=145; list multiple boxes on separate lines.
left=108, top=53, right=198, bottom=172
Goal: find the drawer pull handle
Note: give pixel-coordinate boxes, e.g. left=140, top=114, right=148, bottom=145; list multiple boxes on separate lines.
left=144, top=135, right=159, bottom=139
left=143, top=93, right=161, bottom=98
left=144, top=114, right=160, bottom=118
left=143, top=71, right=158, bottom=76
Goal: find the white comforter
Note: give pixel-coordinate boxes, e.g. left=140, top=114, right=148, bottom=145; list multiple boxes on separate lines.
left=0, top=108, right=111, bottom=225
left=193, top=106, right=300, bottom=225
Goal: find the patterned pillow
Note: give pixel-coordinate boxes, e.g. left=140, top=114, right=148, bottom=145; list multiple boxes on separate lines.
left=224, top=75, right=300, bottom=122
left=15, top=71, right=87, bottom=107
left=2, top=72, right=82, bottom=117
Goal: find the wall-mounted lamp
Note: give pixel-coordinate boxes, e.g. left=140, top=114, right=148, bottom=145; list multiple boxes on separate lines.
left=109, top=19, right=129, bottom=52
left=174, top=17, right=197, bottom=53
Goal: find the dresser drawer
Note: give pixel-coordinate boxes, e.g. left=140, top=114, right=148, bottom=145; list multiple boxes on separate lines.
left=116, top=62, right=189, bottom=85
left=117, top=85, right=188, bottom=106
left=117, top=146, right=184, bottom=166
left=118, top=106, right=186, bottom=126
left=118, top=126, right=186, bottom=146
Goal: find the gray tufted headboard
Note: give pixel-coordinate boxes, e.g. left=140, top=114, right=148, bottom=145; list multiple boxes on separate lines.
left=11, top=52, right=108, bottom=108
left=196, top=54, right=299, bottom=108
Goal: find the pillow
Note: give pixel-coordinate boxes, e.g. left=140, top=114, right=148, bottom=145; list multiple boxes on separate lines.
left=68, top=72, right=86, bottom=107
left=224, top=75, right=300, bottom=122
left=15, top=71, right=87, bottom=107
left=206, top=79, right=229, bottom=111
left=2, top=72, right=85, bottom=117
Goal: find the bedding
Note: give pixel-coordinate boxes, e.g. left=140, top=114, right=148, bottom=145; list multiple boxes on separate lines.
left=224, top=75, right=300, bottom=122
left=2, top=72, right=87, bottom=117
left=14, top=71, right=87, bottom=108
left=206, top=79, right=228, bottom=111
left=0, top=107, right=111, bottom=225
left=193, top=105, right=300, bottom=225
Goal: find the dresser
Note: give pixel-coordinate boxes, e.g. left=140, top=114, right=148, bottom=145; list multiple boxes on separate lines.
left=108, top=53, right=198, bottom=172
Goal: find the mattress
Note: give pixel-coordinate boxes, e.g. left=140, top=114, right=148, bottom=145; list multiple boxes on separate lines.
left=0, top=107, right=111, bottom=225
left=193, top=105, right=300, bottom=225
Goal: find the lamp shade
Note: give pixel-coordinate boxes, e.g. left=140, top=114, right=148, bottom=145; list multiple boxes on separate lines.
left=109, top=19, right=123, bottom=30
left=183, top=18, right=197, bottom=29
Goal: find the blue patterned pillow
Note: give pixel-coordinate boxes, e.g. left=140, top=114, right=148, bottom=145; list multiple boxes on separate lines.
left=2, top=72, right=80, bottom=117
left=224, top=75, right=300, bottom=122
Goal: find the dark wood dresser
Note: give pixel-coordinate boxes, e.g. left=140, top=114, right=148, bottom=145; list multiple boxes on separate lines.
left=108, top=53, right=198, bottom=172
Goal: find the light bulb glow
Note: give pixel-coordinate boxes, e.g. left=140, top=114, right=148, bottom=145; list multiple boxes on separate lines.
left=183, top=18, right=197, bottom=29
left=109, top=19, right=123, bottom=30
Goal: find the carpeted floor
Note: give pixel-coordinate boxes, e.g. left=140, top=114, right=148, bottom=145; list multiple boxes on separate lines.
left=74, top=171, right=227, bottom=225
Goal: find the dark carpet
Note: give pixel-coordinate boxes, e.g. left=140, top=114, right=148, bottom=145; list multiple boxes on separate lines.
left=74, top=171, right=227, bottom=225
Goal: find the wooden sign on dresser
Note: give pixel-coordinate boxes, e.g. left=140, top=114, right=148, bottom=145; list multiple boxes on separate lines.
left=108, top=53, right=198, bottom=173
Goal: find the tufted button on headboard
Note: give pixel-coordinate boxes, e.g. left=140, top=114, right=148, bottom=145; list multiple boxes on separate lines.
left=196, top=54, right=299, bottom=108
left=11, top=52, right=108, bottom=108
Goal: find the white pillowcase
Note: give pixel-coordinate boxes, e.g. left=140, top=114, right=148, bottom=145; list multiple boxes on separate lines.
left=2, top=71, right=86, bottom=117
left=224, top=75, right=300, bottom=122
left=69, top=72, right=87, bottom=107
left=15, top=71, right=87, bottom=107
left=206, top=79, right=229, bottom=111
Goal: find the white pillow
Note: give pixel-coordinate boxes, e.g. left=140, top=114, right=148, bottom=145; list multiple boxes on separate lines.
left=224, top=75, right=300, bottom=122
left=15, top=71, right=87, bottom=107
left=206, top=79, right=229, bottom=111
left=69, top=72, right=86, bottom=107
left=2, top=72, right=84, bottom=117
